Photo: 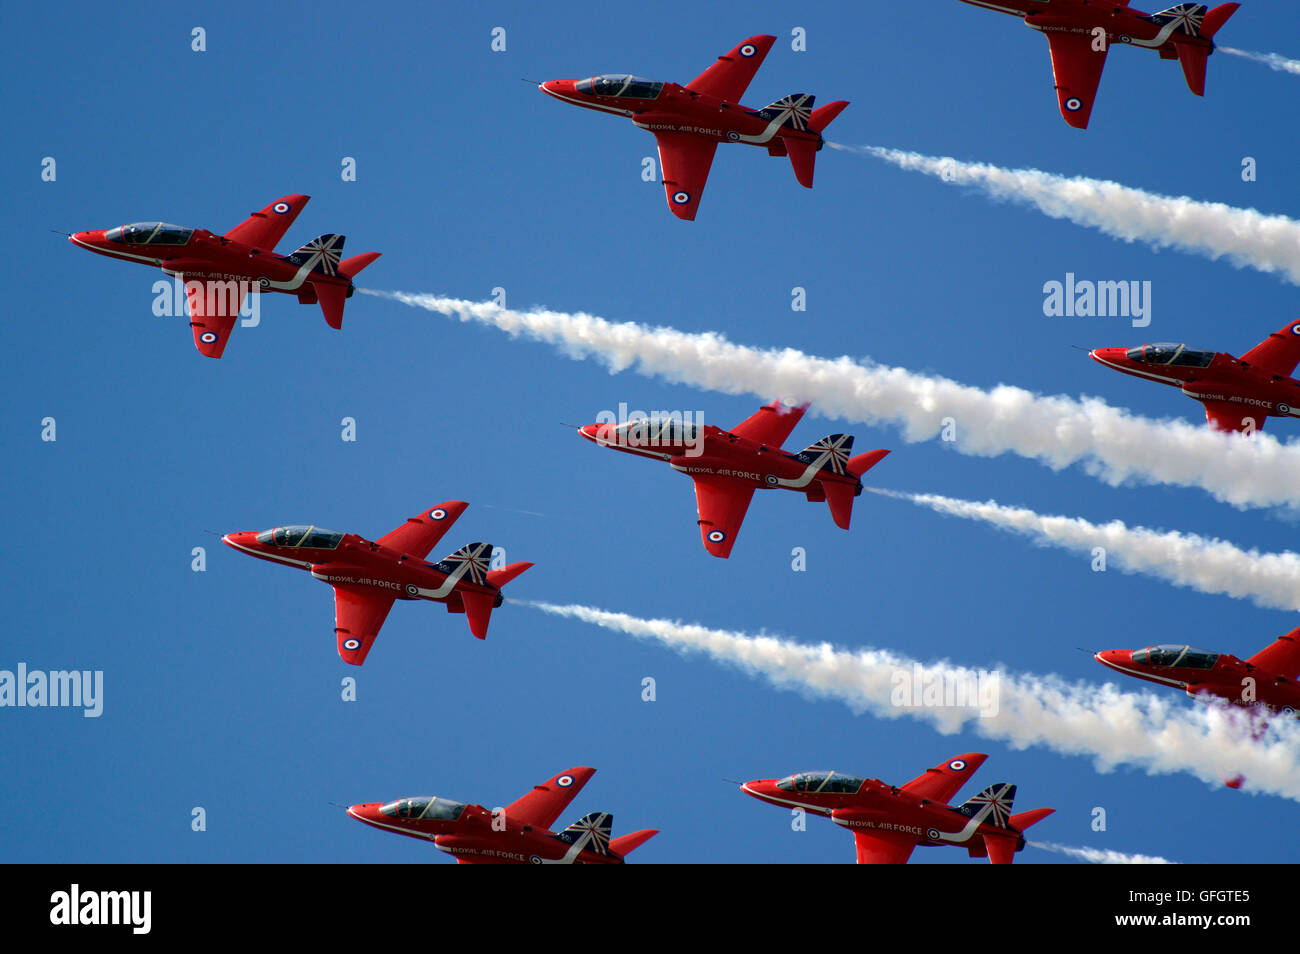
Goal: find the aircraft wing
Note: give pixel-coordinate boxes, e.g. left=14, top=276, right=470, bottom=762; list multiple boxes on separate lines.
left=183, top=277, right=245, bottom=359
left=655, top=132, right=718, bottom=221
left=729, top=400, right=809, bottom=447
left=1247, top=627, right=1300, bottom=677
left=1240, top=320, right=1300, bottom=377
left=1202, top=400, right=1263, bottom=433
left=333, top=584, right=396, bottom=666
left=1044, top=30, right=1108, bottom=129
left=504, top=767, right=596, bottom=830
left=852, top=830, right=917, bottom=865
left=376, top=501, right=469, bottom=559
left=691, top=474, right=756, bottom=558
left=686, top=35, right=777, bottom=103
left=224, top=194, right=310, bottom=251
left=900, top=753, right=988, bottom=804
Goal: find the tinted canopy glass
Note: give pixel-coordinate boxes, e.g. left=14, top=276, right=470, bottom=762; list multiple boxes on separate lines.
left=256, top=526, right=344, bottom=549
left=378, top=797, right=467, bottom=821
left=112, top=222, right=194, bottom=246
left=577, top=74, right=664, bottom=98
left=1126, top=344, right=1213, bottom=368
left=1132, top=645, right=1219, bottom=669
left=780, top=771, right=865, bottom=794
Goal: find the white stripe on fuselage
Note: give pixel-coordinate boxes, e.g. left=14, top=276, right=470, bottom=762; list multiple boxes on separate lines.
left=70, top=235, right=162, bottom=266
left=1091, top=353, right=1184, bottom=386
left=224, top=538, right=313, bottom=569
left=1096, top=655, right=1189, bottom=689
left=543, top=89, right=634, bottom=117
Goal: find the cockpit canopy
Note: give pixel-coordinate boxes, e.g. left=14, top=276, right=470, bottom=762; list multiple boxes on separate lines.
left=775, top=771, right=866, bottom=794
left=1125, top=344, right=1214, bottom=368
left=256, top=525, right=344, bottom=549
left=576, top=74, right=664, bottom=99
left=378, top=796, right=468, bottom=821
left=610, top=417, right=698, bottom=444
left=104, top=222, right=194, bottom=246
left=1132, top=645, right=1219, bottom=669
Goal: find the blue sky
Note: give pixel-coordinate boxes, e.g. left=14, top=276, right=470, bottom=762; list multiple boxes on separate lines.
left=5, top=0, right=1300, bottom=864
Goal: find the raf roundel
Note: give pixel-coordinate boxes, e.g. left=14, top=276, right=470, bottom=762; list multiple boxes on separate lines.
left=672, top=191, right=691, bottom=205
left=1119, top=33, right=1133, bottom=43
left=1290, top=323, right=1300, bottom=336
left=557, top=775, right=574, bottom=788
left=707, top=530, right=726, bottom=543
left=430, top=508, right=447, bottom=520
left=1064, top=97, right=1083, bottom=112
left=405, top=584, right=419, bottom=597
left=1279, top=403, right=1291, bottom=415
left=273, top=201, right=291, bottom=214
left=739, top=43, right=757, bottom=57
left=764, top=474, right=779, bottom=486
left=727, top=131, right=741, bottom=141
left=948, top=759, right=967, bottom=772
left=926, top=828, right=942, bottom=841
left=529, top=856, right=543, bottom=864
left=342, top=638, right=361, bottom=652
left=199, top=332, right=218, bottom=344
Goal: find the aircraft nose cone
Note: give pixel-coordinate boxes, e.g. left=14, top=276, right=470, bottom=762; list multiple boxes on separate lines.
left=578, top=423, right=602, bottom=442
left=1095, top=649, right=1132, bottom=669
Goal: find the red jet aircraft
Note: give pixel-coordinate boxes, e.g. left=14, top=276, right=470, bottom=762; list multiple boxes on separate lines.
left=221, top=502, right=531, bottom=665
left=578, top=401, right=889, bottom=558
left=347, top=766, right=658, bottom=864
left=68, top=195, right=380, bottom=358
left=539, top=35, right=848, bottom=220
left=1089, top=319, right=1300, bottom=432
left=742, top=753, right=1053, bottom=864
left=958, top=1, right=1240, bottom=128
left=1096, top=627, right=1300, bottom=717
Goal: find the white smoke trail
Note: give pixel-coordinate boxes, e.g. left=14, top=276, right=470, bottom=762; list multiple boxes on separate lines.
left=1031, top=842, right=1176, bottom=865
left=1219, top=47, right=1300, bottom=76
left=830, top=144, right=1300, bottom=285
left=364, top=289, right=1300, bottom=510
left=525, top=601, right=1300, bottom=802
left=872, top=488, right=1300, bottom=613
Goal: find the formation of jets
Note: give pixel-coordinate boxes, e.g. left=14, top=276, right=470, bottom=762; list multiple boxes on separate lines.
left=57, top=17, right=1287, bottom=865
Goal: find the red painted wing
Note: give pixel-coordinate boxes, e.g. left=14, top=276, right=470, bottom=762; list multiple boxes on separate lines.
left=376, top=501, right=469, bottom=560
left=1202, top=400, right=1263, bottom=433
left=333, top=584, right=396, bottom=666
left=852, top=830, right=917, bottom=865
left=729, top=401, right=809, bottom=447
left=504, top=767, right=596, bottom=830
left=686, top=35, right=777, bottom=103
left=1045, top=31, right=1108, bottom=129
left=184, top=277, right=245, bottom=359
left=655, top=132, right=717, bottom=221
left=691, top=474, right=756, bottom=558
left=224, top=194, right=310, bottom=252
left=1240, top=319, right=1300, bottom=377
left=899, top=753, right=987, bottom=805
left=1247, top=627, right=1300, bottom=677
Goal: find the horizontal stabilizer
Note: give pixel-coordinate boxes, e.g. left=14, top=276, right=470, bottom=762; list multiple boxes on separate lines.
left=847, top=449, right=890, bottom=478
left=786, top=137, right=817, bottom=188
left=808, top=100, right=849, bottom=134
left=486, top=561, right=533, bottom=590
left=1009, top=808, right=1055, bottom=831
left=459, top=588, right=495, bottom=640
left=339, top=251, right=381, bottom=279
left=1200, top=2, right=1240, bottom=38
left=1177, top=43, right=1208, bottom=95
left=314, top=280, right=347, bottom=330
left=823, top=480, right=856, bottom=530
left=609, top=829, right=659, bottom=857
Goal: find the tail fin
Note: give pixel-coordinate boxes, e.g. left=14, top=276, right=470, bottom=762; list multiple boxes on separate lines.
left=957, top=783, right=1017, bottom=829
left=286, top=234, right=346, bottom=276
left=772, top=98, right=848, bottom=189
left=981, top=804, right=1053, bottom=866
left=800, top=442, right=889, bottom=532
left=554, top=812, right=613, bottom=855
left=1246, top=625, right=1300, bottom=678
left=610, top=829, right=659, bottom=858
left=795, top=434, right=855, bottom=474
left=1150, top=4, right=1210, bottom=36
